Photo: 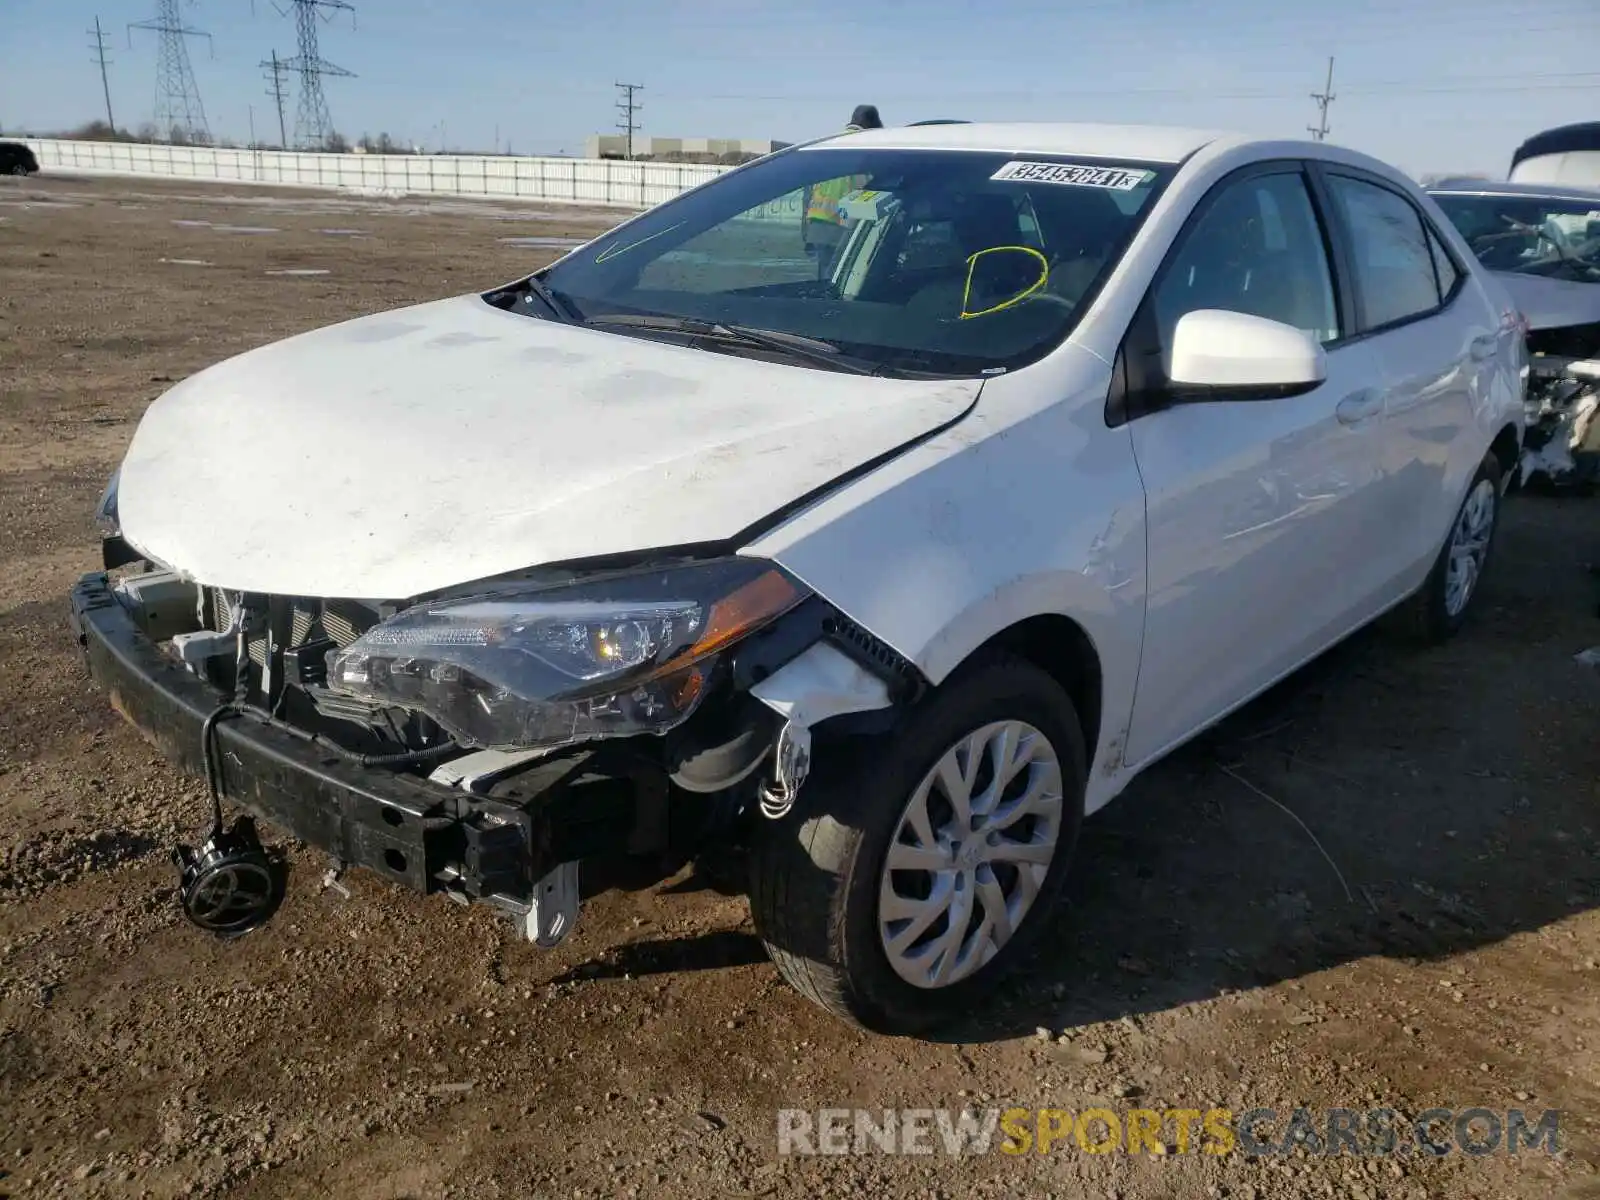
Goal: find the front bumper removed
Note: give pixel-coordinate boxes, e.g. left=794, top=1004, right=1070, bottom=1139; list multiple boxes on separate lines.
left=67, top=571, right=646, bottom=930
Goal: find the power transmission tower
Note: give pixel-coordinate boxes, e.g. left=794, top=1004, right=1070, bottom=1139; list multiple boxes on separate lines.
left=615, top=82, right=643, bottom=159
left=262, top=49, right=290, bottom=148
left=278, top=0, right=356, bottom=150
left=1309, top=56, right=1336, bottom=142
left=129, top=0, right=212, bottom=145
left=88, top=16, right=117, bottom=133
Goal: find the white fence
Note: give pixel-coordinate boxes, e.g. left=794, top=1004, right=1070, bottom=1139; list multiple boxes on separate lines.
left=21, top=137, right=735, bottom=210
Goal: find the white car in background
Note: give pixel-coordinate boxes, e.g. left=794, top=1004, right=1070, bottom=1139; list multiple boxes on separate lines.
left=74, top=122, right=1525, bottom=1035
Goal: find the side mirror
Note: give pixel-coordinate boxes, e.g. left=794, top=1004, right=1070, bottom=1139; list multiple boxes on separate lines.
left=1167, top=308, right=1327, bottom=396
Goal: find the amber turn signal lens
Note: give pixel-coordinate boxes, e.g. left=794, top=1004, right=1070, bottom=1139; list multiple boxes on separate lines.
left=694, top=568, right=805, bottom=657
left=642, top=568, right=806, bottom=682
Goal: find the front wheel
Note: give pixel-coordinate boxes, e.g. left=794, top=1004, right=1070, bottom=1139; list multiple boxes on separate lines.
left=749, top=651, right=1086, bottom=1034
left=1399, top=452, right=1503, bottom=642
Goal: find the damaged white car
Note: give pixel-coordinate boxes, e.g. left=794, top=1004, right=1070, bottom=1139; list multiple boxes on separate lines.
left=1430, top=178, right=1600, bottom=487
left=73, top=122, right=1525, bottom=1034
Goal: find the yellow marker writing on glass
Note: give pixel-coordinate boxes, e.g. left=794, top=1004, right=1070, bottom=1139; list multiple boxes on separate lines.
left=960, top=245, right=1049, bottom=319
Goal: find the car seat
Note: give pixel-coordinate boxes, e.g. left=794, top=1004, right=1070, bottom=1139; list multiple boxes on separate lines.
left=952, top=193, right=1039, bottom=310
left=900, top=192, right=1028, bottom=318
left=1030, top=187, right=1130, bottom=303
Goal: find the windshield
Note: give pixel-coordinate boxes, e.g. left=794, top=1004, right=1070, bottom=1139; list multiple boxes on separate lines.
left=531, top=147, right=1173, bottom=376
left=1432, top=192, right=1600, bottom=282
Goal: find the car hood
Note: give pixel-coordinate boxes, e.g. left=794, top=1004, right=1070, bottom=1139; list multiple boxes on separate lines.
left=116, top=294, right=981, bottom=598
left=1495, top=271, right=1600, bottom=332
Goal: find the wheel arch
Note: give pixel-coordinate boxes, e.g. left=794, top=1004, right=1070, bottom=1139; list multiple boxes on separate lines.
left=943, top=613, right=1105, bottom=774
left=1489, top=421, right=1520, bottom=487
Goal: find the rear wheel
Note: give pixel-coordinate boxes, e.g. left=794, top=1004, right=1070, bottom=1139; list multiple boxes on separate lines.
left=1399, top=452, right=1502, bottom=642
left=749, top=652, right=1086, bottom=1034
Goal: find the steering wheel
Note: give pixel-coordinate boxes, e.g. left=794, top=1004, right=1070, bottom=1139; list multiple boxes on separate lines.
left=958, top=245, right=1055, bottom=319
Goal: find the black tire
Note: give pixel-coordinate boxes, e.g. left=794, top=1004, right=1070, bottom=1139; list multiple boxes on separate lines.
left=1398, top=452, right=1503, bottom=643
left=749, top=650, right=1087, bottom=1035
left=7, top=165, right=28, bottom=177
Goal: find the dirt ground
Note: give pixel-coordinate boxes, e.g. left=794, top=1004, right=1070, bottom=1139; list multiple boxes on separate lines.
left=2, top=172, right=1598, bottom=1200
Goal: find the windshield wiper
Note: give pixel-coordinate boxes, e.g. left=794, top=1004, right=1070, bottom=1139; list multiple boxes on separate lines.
left=582, top=313, right=877, bottom=375
left=518, top=273, right=584, bottom=323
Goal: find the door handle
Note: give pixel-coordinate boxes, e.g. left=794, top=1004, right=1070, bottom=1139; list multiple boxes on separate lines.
left=1469, top=333, right=1497, bottom=362
left=1336, top=390, right=1383, bottom=425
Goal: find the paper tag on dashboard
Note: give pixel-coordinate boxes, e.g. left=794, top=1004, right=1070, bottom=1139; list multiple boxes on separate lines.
left=837, top=189, right=898, bottom=221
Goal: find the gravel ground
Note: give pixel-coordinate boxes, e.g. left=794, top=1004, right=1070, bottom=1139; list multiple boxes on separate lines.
left=1, top=172, right=1598, bottom=1200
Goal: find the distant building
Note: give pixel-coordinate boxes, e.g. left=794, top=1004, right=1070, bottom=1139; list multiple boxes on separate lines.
left=585, top=134, right=789, bottom=161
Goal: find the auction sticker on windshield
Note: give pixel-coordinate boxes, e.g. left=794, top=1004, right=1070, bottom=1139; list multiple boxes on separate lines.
left=991, top=161, right=1153, bottom=190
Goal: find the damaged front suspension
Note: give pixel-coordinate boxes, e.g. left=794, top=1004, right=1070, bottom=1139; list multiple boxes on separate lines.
left=758, top=720, right=813, bottom=819
left=1522, top=354, right=1600, bottom=487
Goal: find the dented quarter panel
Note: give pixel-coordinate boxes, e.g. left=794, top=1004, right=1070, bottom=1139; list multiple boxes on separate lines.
left=115, top=295, right=980, bottom=598
left=744, top=344, right=1149, bottom=814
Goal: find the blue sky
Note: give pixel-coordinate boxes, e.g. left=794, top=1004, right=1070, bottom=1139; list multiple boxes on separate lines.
left=3, top=0, right=1597, bottom=177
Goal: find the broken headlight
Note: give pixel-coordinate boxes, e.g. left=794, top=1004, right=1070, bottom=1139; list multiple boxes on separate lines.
left=325, top=558, right=808, bottom=750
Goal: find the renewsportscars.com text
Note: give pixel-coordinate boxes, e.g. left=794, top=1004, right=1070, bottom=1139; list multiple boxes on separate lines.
left=776, top=1106, right=1561, bottom=1158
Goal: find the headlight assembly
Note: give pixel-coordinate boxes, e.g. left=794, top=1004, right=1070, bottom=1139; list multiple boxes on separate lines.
left=326, top=558, right=809, bottom=751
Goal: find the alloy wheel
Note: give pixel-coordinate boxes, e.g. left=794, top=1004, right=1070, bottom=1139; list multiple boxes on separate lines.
left=877, top=719, right=1064, bottom=989
left=1445, top=478, right=1496, bottom=617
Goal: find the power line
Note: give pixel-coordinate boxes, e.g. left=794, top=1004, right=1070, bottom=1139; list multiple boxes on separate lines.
left=88, top=16, right=116, bottom=132
left=261, top=49, right=289, bottom=149
left=688, top=74, right=1600, bottom=105
left=129, top=0, right=212, bottom=145
left=615, top=82, right=643, bottom=159
left=1309, top=56, right=1335, bottom=141
left=647, top=0, right=1599, bottom=30
left=627, top=0, right=1599, bottom=38
left=1344, top=80, right=1600, bottom=96
left=664, top=14, right=1599, bottom=66
left=279, top=0, right=356, bottom=149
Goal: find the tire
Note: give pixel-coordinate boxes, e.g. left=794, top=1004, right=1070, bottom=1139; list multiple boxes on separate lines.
left=1398, top=452, right=1503, bottom=643
left=7, top=165, right=27, bottom=177
left=749, top=650, right=1087, bottom=1035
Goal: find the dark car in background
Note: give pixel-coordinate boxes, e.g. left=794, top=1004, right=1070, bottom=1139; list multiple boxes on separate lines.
left=0, top=141, right=40, bottom=176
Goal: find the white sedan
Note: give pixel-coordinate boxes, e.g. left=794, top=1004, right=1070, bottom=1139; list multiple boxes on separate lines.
left=76, top=121, right=1526, bottom=1035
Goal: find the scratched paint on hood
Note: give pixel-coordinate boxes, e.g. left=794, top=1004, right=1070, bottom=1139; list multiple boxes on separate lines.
left=115, top=294, right=980, bottom=598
